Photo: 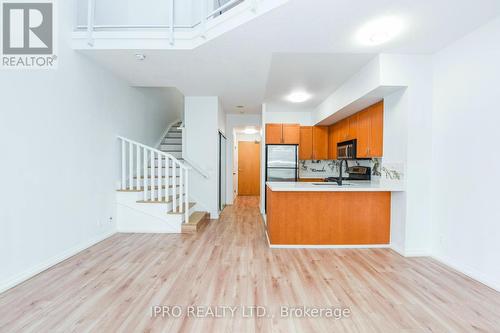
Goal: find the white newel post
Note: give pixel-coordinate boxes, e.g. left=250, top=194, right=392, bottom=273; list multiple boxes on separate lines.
left=143, top=147, right=147, bottom=200
left=128, top=142, right=133, bottom=190
left=121, top=140, right=125, bottom=190
left=185, top=170, right=189, bottom=223
left=150, top=150, right=155, bottom=201
left=172, top=161, right=177, bottom=211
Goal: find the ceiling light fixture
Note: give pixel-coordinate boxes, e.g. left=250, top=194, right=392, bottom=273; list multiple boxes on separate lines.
left=135, top=53, right=146, bottom=61
left=243, top=127, right=258, bottom=135
left=357, top=16, right=404, bottom=46
left=286, top=91, right=311, bottom=103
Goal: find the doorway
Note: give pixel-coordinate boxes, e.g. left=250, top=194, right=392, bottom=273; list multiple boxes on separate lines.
left=238, top=141, right=261, bottom=196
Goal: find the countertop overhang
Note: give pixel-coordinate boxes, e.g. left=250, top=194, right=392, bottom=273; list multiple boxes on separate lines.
left=266, top=181, right=405, bottom=192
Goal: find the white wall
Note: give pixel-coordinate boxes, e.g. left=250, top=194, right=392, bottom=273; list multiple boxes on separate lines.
left=431, top=17, right=500, bottom=291
left=265, top=104, right=313, bottom=125
left=184, top=96, right=221, bottom=218
left=0, top=1, right=183, bottom=293
left=225, top=114, right=262, bottom=204
left=380, top=54, right=434, bottom=256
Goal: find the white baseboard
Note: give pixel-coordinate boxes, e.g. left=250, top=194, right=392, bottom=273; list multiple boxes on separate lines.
left=0, top=230, right=116, bottom=294
left=431, top=254, right=500, bottom=293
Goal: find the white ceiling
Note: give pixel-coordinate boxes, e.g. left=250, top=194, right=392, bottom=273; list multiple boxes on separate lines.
left=265, top=53, right=375, bottom=110
left=81, top=0, right=500, bottom=114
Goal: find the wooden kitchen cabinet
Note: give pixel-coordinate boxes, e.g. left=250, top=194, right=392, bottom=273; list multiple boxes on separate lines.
left=299, top=126, right=313, bottom=160
left=266, top=123, right=283, bottom=144
left=336, top=119, right=349, bottom=142
left=328, top=125, right=337, bottom=160
left=347, top=114, right=358, bottom=140
left=282, top=124, right=300, bottom=144
left=299, top=126, right=328, bottom=160
left=369, top=103, right=384, bottom=157
left=356, top=101, right=384, bottom=158
left=312, top=126, right=329, bottom=160
left=266, top=123, right=300, bottom=144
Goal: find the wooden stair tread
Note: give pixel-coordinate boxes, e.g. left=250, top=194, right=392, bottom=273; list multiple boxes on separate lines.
left=187, top=212, right=206, bottom=224
left=168, top=202, right=195, bottom=215
left=182, top=211, right=209, bottom=233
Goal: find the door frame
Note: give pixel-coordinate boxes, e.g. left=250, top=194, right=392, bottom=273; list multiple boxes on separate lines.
left=218, top=131, right=227, bottom=212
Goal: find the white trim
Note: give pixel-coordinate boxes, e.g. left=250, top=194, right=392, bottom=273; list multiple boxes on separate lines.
left=403, top=249, right=430, bottom=257
left=431, top=255, right=500, bottom=293
left=156, top=119, right=181, bottom=149
left=0, top=231, right=116, bottom=294
left=389, top=245, right=430, bottom=258
left=390, top=244, right=405, bottom=256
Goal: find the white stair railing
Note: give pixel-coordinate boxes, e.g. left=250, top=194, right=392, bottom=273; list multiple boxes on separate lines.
left=118, top=136, right=190, bottom=223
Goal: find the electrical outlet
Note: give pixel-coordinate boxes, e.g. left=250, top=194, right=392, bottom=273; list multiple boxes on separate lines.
left=109, top=216, right=113, bottom=223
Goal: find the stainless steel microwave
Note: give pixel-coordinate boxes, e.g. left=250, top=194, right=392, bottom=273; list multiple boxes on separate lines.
left=337, top=140, right=357, bottom=159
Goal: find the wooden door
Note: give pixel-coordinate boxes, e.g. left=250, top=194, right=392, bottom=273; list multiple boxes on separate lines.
left=265, top=124, right=282, bottom=144
left=328, top=125, right=337, bottom=160
left=299, top=126, right=313, bottom=160
left=369, top=101, right=384, bottom=157
left=282, top=124, right=300, bottom=144
left=312, top=126, right=329, bottom=160
left=357, top=108, right=371, bottom=158
left=238, top=141, right=261, bottom=196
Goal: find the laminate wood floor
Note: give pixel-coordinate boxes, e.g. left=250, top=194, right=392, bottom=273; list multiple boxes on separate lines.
left=1, top=196, right=499, bottom=332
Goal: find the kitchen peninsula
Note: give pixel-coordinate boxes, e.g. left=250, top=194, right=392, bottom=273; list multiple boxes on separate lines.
left=266, top=181, right=404, bottom=246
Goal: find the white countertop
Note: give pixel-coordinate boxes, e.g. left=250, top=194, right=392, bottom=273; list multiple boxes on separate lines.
left=266, top=181, right=405, bottom=192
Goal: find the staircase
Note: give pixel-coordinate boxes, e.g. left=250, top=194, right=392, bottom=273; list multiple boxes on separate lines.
left=115, top=123, right=209, bottom=234
left=159, top=122, right=183, bottom=159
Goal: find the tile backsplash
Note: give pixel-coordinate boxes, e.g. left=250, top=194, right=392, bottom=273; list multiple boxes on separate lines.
left=299, top=159, right=378, bottom=179
left=299, top=158, right=404, bottom=183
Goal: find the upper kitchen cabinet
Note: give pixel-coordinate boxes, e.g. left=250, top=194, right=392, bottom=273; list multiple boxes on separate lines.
left=356, top=101, right=384, bottom=158
left=299, top=126, right=329, bottom=160
left=299, top=127, right=313, bottom=160
left=266, top=124, right=282, bottom=144
left=282, top=124, right=300, bottom=144
left=328, top=125, right=337, bottom=160
left=347, top=114, right=358, bottom=140
left=336, top=119, right=349, bottom=143
left=265, top=123, right=300, bottom=144
left=336, top=115, right=358, bottom=143
left=312, top=126, right=329, bottom=160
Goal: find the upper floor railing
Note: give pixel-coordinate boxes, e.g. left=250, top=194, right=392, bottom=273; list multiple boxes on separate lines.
left=77, top=0, right=246, bottom=46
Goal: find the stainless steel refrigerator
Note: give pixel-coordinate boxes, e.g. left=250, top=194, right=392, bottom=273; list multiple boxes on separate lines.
left=265, top=145, right=298, bottom=182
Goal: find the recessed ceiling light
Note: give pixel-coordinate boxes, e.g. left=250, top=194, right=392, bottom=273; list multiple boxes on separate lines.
left=286, top=91, right=311, bottom=103
left=357, top=16, right=405, bottom=46
left=135, top=53, right=146, bottom=61
left=243, top=127, right=258, bottom=135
